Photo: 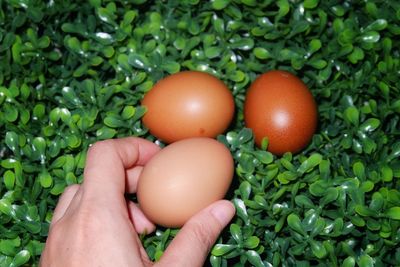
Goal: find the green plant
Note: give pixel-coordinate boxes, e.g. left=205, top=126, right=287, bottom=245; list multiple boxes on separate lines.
left=1, top=0, right=399, bottom=266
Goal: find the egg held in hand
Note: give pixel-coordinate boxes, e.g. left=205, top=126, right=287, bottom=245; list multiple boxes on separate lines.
left=137, top=137, right=234, bottom=228
left=141, top=71, right=235, bottom=143
left=244, top=70, right=318, bottom=155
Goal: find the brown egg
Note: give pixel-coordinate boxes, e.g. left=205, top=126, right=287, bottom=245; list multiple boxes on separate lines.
left=244, top=70, right=318, bottom=155
left=141, top=71, right=235, bottom=143
left=137, top=137, right=234, bottom=228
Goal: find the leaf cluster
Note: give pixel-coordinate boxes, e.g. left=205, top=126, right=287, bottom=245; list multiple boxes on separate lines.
left=0, top=0, right=399, bottom=266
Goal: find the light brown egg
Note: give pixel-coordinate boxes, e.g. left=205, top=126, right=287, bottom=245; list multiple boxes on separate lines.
left=141, top=71, right=235, bottom=143
left=137, top=137, right=234, bottom=228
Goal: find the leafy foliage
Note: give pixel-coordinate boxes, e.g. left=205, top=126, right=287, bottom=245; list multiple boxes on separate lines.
left=1, top=0, right=399, bottom=266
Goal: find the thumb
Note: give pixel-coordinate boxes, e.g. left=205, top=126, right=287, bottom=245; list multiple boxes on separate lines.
left=156, top=200, right=235, bottom=267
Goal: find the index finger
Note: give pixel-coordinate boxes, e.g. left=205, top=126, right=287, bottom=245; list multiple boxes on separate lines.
left=82, top=137, right=160, bottom=197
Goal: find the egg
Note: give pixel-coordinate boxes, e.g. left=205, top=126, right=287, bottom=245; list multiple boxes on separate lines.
left=137, top=137, right=234, bottom=228
left=244, top=70, right=318, bottom=155
left=141, top=71, right=235, bottom=143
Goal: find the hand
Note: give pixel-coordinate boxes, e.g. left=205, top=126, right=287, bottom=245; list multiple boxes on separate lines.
left=40, top=137, right=235, bottom=267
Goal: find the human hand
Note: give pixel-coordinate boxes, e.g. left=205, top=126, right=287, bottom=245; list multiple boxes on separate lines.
left=40, top=137, right=235, bottom=267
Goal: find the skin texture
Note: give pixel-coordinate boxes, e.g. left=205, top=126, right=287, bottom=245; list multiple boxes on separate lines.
left=40, top=137, right=235, bottom=267
left=142, top=71, right=235, bottom=143
left=137, top=137, right=234, bottom=228
left=244, top=70, right=318, bottom=155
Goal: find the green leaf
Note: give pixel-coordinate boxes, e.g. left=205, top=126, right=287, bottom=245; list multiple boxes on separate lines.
left=348, top=47, right=364, bottom=64
left=102, top=46, right=115, bottom=58
left=339, top=28, right=357, bottom=45
left=230, top=38, right=254, bottom=50
left=39, top=171, right=53, bottom=188
left=370, top=192, right=384, bottom=211
left=297, top=153, right=322, bottom=174
left=252, top=150, right=273, bottom=164
left=212, top=17, right=225, bottom=35
left=304, top=0, right=319, bottom=9
left=32, top=137, right=46, bottom=162
left=353, top=162, right=365, bottom=180
left=381, top=165, right=393, bottom=182
left=38, top=36, right=50, bottom=48
left=0, top=199, right=12, bottom=216
left=253, top=47, right=271, bottom=59
left=361, top=181, right=374, bottom=192
left=244, top=236, right=260, bottom=249
left=361, top=31, right=380, bottom=43
left=50, top=183, right=66, bottom=196
left=230, top=224, right=242, bottom=243
left=359, top=118, right=380, bottom=132
left=310, top=218, right=326, bottom=237
left=211, top=244, right=236, bottom=256
left=278, top=171, right=297, bottom=184
left=211, top=0, right=230, bottom=10
left=309, top=180, right=330, bottom=196
left=385, top=207, right=400, bottom=220
left=0, top=238, right=20, bottom=256
left=96, top=127, right=117, bottom=139
left=66, top=37, right=82, bottom=53
left=228, top=70, right=245, bottom=82
left=97, top=7, right=116, bottom=25
left=5, top=131, right=19, bottom=152
left=161, top=61, right=180, bottom=74
left=245, top=250, right=265, bottom=267
left=104, top=115, right=124, bottom=128
left=121, top=106, right=136, bottom=120
left=66, top=135, right=81, bottom=148
left=320, top=187, right=338, bottom=205
left=4, top=104, right=18, bottom=122
left=308, top=58, right=327, bottom=69
left=287, top=213, right=305, bottom=235
left=123, top=10, right=137, bottom=25
left=9, top=250, right=30, bottom=267
left=209, top=255, right=221, bottom=267
left=302, top=210, right=317, bottom=230
left=205, top=47, right=222, bottom=59
left=280, top=158, right=295, bottom=172
left=4, top=170, right=15, bottom=190
left=260, top=194, right=276, bottom=211
left=62, top=87, right=81, bottom=106
left=295, top=195, right=314, bottom=208
left=276, top=0, right=290, bottom=21
left=239, top=181, right=251, bottom=199
left=33, top=103, right=45, bottom=119
left=128, top=54, right=150, bottom=70
left=310, top=240, right=327, bottom=259
left=357, top=254, right=374, bottom=267
left=343, top=106, right=359, bottom=126
left=355, top=205, right=376, bottom=217
left=28, top=6, right=44, bottom=22
left=233, top=198, right=249, bottom=224
left=308, top=39, right=322, bottom=53
left=341, top=256, right=355, bottom=267
left=66, top=172, right=77, bottom=185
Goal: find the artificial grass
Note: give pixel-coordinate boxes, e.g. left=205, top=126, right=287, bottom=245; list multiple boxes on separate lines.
left=1, top=0, right=399, bottom=266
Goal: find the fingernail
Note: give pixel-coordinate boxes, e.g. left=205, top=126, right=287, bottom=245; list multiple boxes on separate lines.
left=210, top=201, right=235, bottom=226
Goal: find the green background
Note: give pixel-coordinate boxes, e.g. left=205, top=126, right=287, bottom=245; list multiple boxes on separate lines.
left=1, top=0, right=399, bottom=266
